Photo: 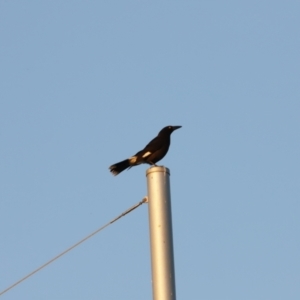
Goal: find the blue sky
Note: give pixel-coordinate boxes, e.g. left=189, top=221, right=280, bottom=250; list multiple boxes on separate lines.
left=1, top=1, right=299, bottom=299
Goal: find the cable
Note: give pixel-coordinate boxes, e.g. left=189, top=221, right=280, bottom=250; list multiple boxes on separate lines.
left=0, top=197, right=148, bottom=297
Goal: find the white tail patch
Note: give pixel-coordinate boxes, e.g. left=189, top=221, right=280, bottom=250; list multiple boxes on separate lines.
left=142, top=151, right=152, bottom=158
left=129, top=156, right=137, bottom=163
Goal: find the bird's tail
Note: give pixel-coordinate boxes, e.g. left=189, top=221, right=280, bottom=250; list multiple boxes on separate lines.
left=109, top=159, right=131, bottom=176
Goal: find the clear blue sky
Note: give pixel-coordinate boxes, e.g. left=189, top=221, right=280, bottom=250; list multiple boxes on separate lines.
left=1, top=1, right=299, bottom=299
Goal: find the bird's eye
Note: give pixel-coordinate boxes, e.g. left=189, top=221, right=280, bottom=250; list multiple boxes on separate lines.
left=168, top=126, right=171, bottom=129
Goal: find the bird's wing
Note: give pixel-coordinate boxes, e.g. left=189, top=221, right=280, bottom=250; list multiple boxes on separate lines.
left=143, top=135, right=165, bottom=152
left=133, top=135, right=164, bottom=158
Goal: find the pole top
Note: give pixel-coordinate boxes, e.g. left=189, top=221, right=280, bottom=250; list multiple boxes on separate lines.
left=146, top=166, right=170, bottom=177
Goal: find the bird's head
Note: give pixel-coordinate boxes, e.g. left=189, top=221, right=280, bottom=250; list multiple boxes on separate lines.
left=159, top=125, right=182, bottom=135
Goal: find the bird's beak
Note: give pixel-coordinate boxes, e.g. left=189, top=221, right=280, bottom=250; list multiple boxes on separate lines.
left=172, top=126, right=182, bottom=131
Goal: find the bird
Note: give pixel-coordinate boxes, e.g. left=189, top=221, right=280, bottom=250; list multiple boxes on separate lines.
left=109, top=125, right=182, bottom=176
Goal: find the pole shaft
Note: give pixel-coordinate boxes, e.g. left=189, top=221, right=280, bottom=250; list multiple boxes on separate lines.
left=146, top=166, right=176, bottom=300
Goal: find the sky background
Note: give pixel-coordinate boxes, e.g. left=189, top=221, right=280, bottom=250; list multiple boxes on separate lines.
left=1, top=1, right=299, bottom=299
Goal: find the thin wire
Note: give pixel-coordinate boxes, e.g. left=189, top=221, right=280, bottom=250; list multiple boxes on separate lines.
left=0, top=197, right=148, bottom=297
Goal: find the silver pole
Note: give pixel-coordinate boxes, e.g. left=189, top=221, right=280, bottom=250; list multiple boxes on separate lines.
left=146, top=166, right=176, bottom=300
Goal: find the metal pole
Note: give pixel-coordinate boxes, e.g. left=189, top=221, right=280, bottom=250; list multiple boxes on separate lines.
left=146, top=166, right=176, bottom=300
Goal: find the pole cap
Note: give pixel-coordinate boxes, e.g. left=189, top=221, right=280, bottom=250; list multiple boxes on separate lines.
left=146, top=166, right=170, bottom=177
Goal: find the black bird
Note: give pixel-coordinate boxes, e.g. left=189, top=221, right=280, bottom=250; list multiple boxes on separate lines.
left=109, top=125, right=182, bottom=176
